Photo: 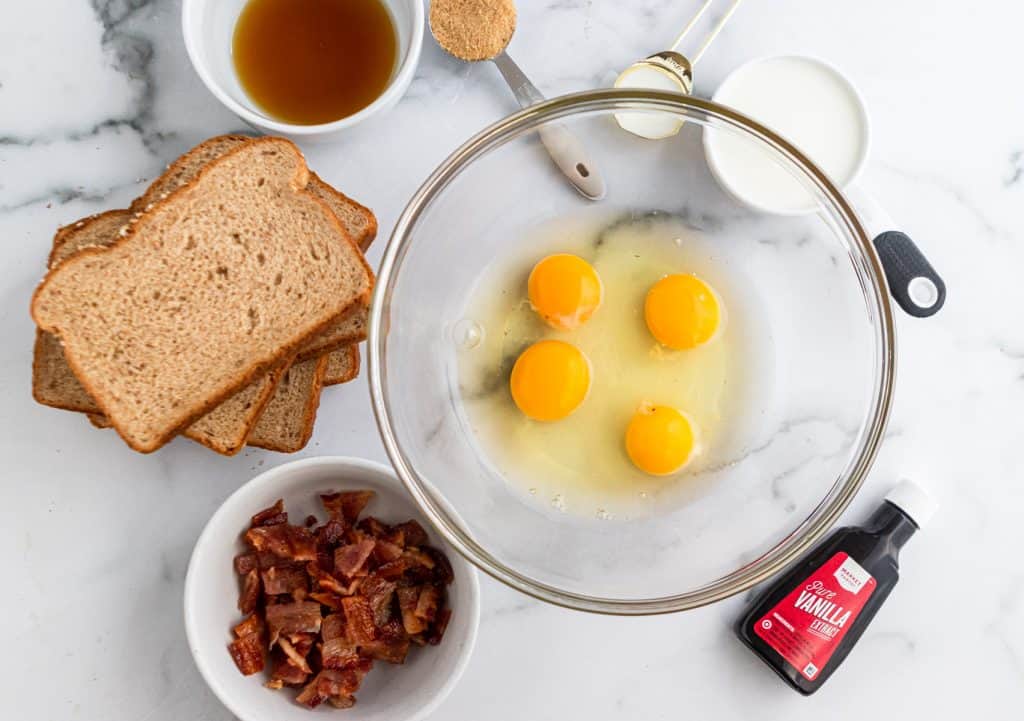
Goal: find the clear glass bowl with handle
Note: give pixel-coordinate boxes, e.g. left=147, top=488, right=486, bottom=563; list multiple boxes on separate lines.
left=368, top=89, right=896, bottom=614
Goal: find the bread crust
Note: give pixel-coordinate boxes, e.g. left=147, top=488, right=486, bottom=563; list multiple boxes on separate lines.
left=323, top=346, right=361, bottom=387
left=308, top=173, right=379, bottom=251
left=31, top=328, right=100, bottom=413
left=295, top=302, right=369, bottom=361
left=48, top=209, right=133, bottom=269
left=248, top=355, right=329, bottom=453
left=129, top=134, right=255, bottom=214
left=31, top=137, right=371, bottom=453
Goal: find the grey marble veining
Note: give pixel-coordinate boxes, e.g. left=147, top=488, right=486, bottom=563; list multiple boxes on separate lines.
left=1, top=1, right=1023, bottom=719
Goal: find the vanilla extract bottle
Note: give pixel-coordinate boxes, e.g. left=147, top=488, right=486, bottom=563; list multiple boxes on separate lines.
left=736, top=480, right=937, bottom=694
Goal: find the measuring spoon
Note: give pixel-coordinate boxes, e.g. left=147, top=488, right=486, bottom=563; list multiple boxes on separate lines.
left=489, top=51, right=605, bottom=200
left=429, top=3, right=605, bottom=200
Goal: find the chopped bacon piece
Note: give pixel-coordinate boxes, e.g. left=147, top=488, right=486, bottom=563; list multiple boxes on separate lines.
left=361, top=575, right=397, bottom=628
left=287, top=632, right=316, bottom=657
left=377, top=617, right=407, bottom=642
left=356, top=516, right=390, bottom=537
left=334, top=539, right=376, bottom=577
left=295, top=676, right=326, bottom=708
left=238, top=569, right=260, bottom=615
left=426, top=546, right=455, bottom=585
left=427, top=608, right=452, bottom=646
left=393, top=520, right=429, bottom=547
left=328, top=695, right=356, bottom=709
left=316, top=550, right=334, bottom=572
left=360, top=636, right=410, bottom=664
left=397, top=586, right=427, bottom=635
left=375, top=558, right=410, bottom=580
left=309, top=592, right=345, bottom=611
left=278, top=637, right=312, bottom=674
left=373, top=540, right=404, bottom=564
left=233, top=613, right=263, bottom=639
left=320, top=638, right=362, bottom=670
left=317, top=668, right=366, bottom=697
left=341, top=596, right=377, bottom=644
left=228, top=632, right=265, bottom=676
left=269, top=652, right=309, bottom=686
left=265, top=601, right=321, bottom=645
left=415, top=585, right=440, bottom=622
left=402, top=547, right=436, bottom=569
left=321, top=613, right=346, bottom=642
left=382, top=526, right=406, bottom=547
left=285, top=527, right=320, bottom=560
left=320, top=490, right=375, bottom=523
left=403, top=565, right=434, bottom=585
left=245, top=525, right=317, bottom=562
left=316, top=519, right=347, bottom=547
left=304, top=515, right=318, bottom=528
left=251, top=499, right=288, bottom=528
left=306, top=563, right=358, bottom=596
left=234, top=552, right=257, bottom=575
left=261, top=565, right=308, bottom=596
left=343, top=526, right=368, bottom=546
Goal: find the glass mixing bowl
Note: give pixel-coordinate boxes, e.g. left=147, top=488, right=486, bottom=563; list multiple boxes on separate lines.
left=369, top=89, right=895, bottom=614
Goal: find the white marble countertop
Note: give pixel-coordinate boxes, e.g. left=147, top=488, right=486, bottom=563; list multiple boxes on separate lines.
left=2, top=1, right=1022, bottom=718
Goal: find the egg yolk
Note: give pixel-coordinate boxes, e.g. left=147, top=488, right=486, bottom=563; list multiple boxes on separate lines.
left=527, top=254, right=603, bottom=330
left=644, top=274, right=721, bottom=349
left=625, top=404, right=696, bottom=475
left=510, top=340, right=591, bottom=421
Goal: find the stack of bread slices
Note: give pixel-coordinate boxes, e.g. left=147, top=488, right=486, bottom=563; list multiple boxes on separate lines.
left=31, top=135, right=376, bottom=455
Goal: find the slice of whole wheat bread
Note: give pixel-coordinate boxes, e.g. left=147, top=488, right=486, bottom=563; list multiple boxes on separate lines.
left=247, top=355, right=329, bottom=453
left=32, top=137, right=371, bottom=452
left=323, top=345, right=360, bottom=386
left=137, top=136, right=375, bottom=356
left=33, top=211, right=135, bottom=414
left=34, top=209, right=289, bottom=456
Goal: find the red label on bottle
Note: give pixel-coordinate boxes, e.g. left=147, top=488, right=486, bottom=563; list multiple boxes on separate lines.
left=753, top=551, right=876, bottom=681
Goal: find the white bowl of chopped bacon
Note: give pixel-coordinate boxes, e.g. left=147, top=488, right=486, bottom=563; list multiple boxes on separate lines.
left=184, top=456, right=480, bottom=720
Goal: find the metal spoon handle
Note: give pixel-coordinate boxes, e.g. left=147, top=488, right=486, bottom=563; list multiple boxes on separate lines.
left=492, top=51, right=606, bottom=200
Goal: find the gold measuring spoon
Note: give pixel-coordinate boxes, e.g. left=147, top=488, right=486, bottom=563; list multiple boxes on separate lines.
left=615, top=0, right=744, bottom=139
left=430, top=0, right=606, bottom=200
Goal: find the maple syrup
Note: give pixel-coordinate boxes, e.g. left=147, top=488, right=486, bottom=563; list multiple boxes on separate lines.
left=233, top=0, right=398, bottom=125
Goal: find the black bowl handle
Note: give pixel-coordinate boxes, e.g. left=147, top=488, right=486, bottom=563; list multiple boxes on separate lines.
left=845, top=187, right=945, bottom=319
left=872, top=230, right=945, bottom=318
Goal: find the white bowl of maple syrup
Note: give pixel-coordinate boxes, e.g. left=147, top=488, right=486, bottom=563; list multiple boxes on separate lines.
left=183, top=0, right=424, bottom=142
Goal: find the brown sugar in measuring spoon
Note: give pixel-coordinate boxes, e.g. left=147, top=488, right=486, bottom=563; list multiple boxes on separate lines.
left=430, top=0, right=606, bottom=200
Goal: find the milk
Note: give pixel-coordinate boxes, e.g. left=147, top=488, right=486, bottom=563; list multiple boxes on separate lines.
left=706, top=56, right=869, bottom=214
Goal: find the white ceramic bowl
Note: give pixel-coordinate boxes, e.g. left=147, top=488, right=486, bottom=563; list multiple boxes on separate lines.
left=705, top=55, right=871, bottom=216
left=184, top=457, right=480, bottom=721
left=182, top=0, right=424, bottom=142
